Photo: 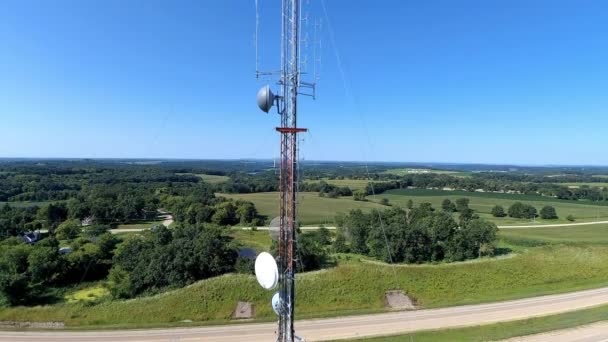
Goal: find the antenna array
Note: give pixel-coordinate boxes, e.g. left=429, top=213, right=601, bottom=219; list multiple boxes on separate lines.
left=254, top=1, right=320, bottom=341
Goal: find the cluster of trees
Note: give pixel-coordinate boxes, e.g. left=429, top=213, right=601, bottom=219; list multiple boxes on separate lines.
left=491, top=203, right=558, bottom=220
left=334, top=200, right=498, bottom=263
left=162, top=185, right=262, bottom=227
left=0, top=226, right=118, bottom=306
left=108, top=225, right=237, bottom=298
left=306, top=181, right=352, bottom=198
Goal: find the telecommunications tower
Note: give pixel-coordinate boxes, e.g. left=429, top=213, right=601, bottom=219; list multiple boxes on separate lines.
left=254, top=0, right=318, bottom=341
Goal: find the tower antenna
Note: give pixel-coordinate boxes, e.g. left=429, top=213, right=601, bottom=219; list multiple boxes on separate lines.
left=254, top=0, right=317, bottom=341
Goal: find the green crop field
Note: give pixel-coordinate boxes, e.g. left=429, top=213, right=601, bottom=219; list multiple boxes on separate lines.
left=2, top=244, right=608, bottom=329
left=382, top=189, right=608, bottom=225
left=219, top=192, right=386, bottom=225
left=500, top=224, right=608, bottom=245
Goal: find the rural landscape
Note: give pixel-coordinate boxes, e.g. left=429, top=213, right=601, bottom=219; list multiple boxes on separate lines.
left=2, top=159, right=608, bottom=340
left=3, top=0, right=608, bottom=341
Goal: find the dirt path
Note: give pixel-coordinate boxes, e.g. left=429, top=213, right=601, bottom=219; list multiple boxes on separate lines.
left=3, top=287, right=608, bottom=341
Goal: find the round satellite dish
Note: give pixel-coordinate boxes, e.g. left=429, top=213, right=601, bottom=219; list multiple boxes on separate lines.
left=271, top=291, right=282, bottom=315
left=257, top=85, right=275, bottom=113
left=254, top=252, right=279, bottom=290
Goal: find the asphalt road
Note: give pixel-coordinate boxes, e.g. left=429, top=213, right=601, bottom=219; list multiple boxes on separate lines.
left=503, top=322, right=608, bottom=342
left=3, top=287, right=608, bottom=342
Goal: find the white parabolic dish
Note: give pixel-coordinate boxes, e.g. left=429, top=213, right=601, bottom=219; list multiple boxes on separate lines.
left=271, top=291, right=282, bottom=315
left=255, top=252, right=279, bottom=290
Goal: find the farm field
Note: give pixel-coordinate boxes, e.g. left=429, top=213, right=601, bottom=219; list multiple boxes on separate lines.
left=219, top=192, right=386, bottom=225
left=2, top=244, right=608, bottom=328
left=499, top=223, right=608, bottom=245
left=221, top=189, right=608, bottom=226
left=382, top=189, right=608, bottom=225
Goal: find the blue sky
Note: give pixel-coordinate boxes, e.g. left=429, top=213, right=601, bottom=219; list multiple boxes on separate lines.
left=1, top=0, right=607, bottom=165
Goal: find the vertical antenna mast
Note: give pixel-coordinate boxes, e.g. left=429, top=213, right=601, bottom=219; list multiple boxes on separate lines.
left=254, top=0, right=317, bottom=341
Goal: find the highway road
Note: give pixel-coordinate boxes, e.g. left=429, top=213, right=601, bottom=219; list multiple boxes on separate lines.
left=3, top=287, right=608, bottom=341
left=503, top=321, right=608, bottom=342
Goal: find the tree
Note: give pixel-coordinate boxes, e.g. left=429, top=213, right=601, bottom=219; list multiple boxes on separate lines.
left=211, top=202, right=237, bottom=225
left=380, top=198, right=390, bottom=206
left=235, top=201, right=258, bottom=224
left=55, top=219, right=82, bottom=240
left=508, top=202, right=537, bottom=219
left=567, top=214, right=576, bottom=222
left=332, top=231, right=349, bottom=253
left=441, top=199, right=456, bottom=212
left=406, top=199, right=414, bottom=210
left=455, top=198, right=470, bottom=212
left=491, top=205, right=506, bottom=218
left=540, top=206, right=558, bottom=219
left=296, top=232, right=327, bottom=272
left=353, top=190, right=367, bottom=201
left=27, top=244, right=62, bottom=284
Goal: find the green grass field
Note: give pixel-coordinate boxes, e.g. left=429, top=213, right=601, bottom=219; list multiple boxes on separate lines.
left=0, top=201, right=55, bottom=208
left=500, top=224, right=608, bottom=245
left=304, top=178, right=373, bottom=191
left=116, top=219, right=165, bottom=230
left=176, top=173, right=230, bottom=184
left=229, top=229, right=272, bottom=252
left=220, top=189, right=608, bottom=226
left=382, top=189, right=608, bottom=225
left=562, top=182, right=608, bottom=188
left=2, top=245, right=608, bottom=328
left=348, top=304, right=608, bottom=342
left=219, top=192, right=386, bottom=225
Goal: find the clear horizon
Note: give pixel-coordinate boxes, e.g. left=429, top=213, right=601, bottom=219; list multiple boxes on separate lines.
left=2, top=1, right=608, bottom=165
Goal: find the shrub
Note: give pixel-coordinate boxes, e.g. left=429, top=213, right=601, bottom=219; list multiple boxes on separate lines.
left=540, top=206, right=558, bottom=220
left=491, top=205, right=506, bottom=217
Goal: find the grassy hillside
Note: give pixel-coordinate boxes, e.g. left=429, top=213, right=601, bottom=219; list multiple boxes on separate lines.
left=219, top=192, right=386, bottom=225
left=2, top=245, right=608, bottom=328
